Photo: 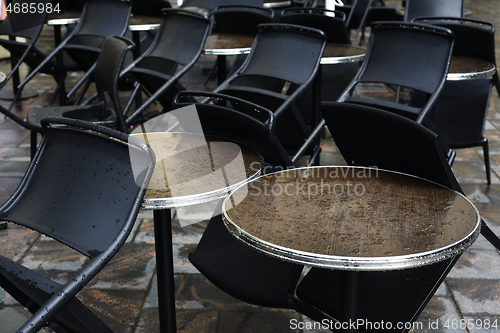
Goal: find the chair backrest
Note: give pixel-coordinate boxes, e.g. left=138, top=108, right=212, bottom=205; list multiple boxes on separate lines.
left=320, top=101, right=462, bottom=192
left=131, top=0, right=172, bottom=16
left=215, top=23, right=325, bottom=159
left=413, top=17, right=496, bottom=68
left=404, top=0, right=463, bottom=22
left=235, top=23, right=326, bottom=86
left=74, top=0, right=131, bottom=40
left=172, top=91, right=294, bottom=169
left=280, top=7, right=351, bottom=44
left=412, top=17, right=496, bottom=146
left=0, top=117, right=155, bottom=259
left=94, top=36, right=135, bottom=131
left=211, top=5, right=274, bottom=34
left=338, top=21, right=454, bottom=123
left=181, top=0, right=264, bottom=11
left=138, top=9, right=210, bottom=74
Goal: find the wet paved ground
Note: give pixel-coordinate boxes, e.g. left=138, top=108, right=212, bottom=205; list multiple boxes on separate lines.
left=1, top=0, right=500, bottom=332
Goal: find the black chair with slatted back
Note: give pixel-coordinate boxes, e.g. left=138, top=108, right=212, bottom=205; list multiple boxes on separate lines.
left=413, top=17, right=498, bottom=185
left=296, top=101, right=500, bottom=332
left=0, top=117, right=154, bottom=333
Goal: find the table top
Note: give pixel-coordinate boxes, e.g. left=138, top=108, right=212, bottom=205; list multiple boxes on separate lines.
left=46, top=12, right=162, bottom=31
left=264, top=0, right=292, bottom=8
left=131, top=132, right=262, bottom=210
left=321, top=43, right=365, bottom=64
left=204, top=33, right=254, bottom=56
left=223, top=166, right=481, bottom=271
left=203, top=34, right=366, bottom=64
left=447, top=55, right=497, bottom=81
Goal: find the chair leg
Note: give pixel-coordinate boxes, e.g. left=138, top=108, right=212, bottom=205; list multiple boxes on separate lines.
left=30, top=130, right=38, bottom=160
left=481, top=220, right=500, bottom=251
left=483, top=140, right=491, bottom=185
left=0, top=221, right=6, bottom=230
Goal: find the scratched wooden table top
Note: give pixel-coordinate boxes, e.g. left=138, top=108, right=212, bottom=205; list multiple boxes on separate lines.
left=223, top=166, right=481, bottom=270
left=132, top=132, right=262, bottom=209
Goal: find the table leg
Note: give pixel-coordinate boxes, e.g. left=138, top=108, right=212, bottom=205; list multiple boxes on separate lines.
left=0, top=37, right=38, bottom=101
left=217, top=54, right=227, bottom=85
left=341, top=271, right=359, bottom=333
left=153, top=208, right=177, bottom=333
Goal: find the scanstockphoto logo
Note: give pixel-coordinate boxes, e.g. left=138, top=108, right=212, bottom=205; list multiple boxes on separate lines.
left=247, top=166, right=379, bottom=200
left=128, top=104, right=250, bottom=227
left=1, top=0, right=83, bottom=33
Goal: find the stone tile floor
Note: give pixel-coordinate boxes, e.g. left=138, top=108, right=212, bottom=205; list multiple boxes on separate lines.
left=1, top=0, right=500, bottom=332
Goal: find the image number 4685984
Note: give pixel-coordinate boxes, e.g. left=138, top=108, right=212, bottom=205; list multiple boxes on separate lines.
left=2, top=0, right=63, bottom=33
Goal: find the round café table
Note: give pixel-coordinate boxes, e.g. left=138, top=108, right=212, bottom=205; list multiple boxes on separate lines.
left=223, top=166, right=481, bottom=332
left=447, top=55, right=497, bottom=81
left=131, top=132, right=262, bottom=333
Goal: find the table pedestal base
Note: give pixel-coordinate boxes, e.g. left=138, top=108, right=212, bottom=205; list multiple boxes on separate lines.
left=154, top=208, right=177, bottom=333
left=0, top=87, right=38, bottom=101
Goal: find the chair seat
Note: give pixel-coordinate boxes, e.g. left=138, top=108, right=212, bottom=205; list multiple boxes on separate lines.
left=345, top=96, right=422, bottom=120
left=27, top=103, right=117, bottom=132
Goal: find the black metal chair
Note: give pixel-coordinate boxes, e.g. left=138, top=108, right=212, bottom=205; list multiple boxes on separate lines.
left=122, top=9, right=210, bottom=127
left=280, top=6, right=360, bottom=102
left=413, top=17, right=498, bottom=185
left=0, top=117, right=155, bottom=333
left=337, top=21, right=454, bottom=125
left=0, top=0, right=66, bottom=119
left=26, top=36, right=135, bottom=158
left=170, top=92, right=327, bottom=322
left=404, top=0, right=463, bottom=22
left=213, top=23, right=326, bottom=165
left=21, top=0, right=132, bottom=104
left=296, top=101, right=500, bottom=331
